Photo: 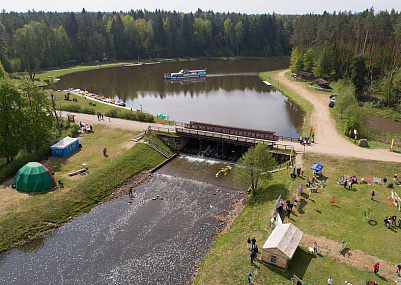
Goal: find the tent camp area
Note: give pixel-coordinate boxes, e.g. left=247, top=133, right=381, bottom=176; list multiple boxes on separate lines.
left=51, top=136, right=80, bottom=157
left=261, top=223, right=303, bottom=270
left=15, top=162, right=56, bottom=193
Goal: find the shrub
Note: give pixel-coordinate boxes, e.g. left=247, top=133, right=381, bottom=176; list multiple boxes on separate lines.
left=68, top=124, right=80, bottom=137
left=81, top=107, right=96, bottom=114
left=62, top=104, right=81, bottom=112
left=105, top=109, right=119, bottom=118
left=120, top=110, right=135, bottom=119
left=137, top=112, right=154, bottom=123
left=0, top=146, right=52, bottom=183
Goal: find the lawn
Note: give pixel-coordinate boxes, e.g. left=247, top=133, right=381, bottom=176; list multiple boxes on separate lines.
left=0, top=125, right=167, bottom=252
left=194, top=153, right=401, bottom=284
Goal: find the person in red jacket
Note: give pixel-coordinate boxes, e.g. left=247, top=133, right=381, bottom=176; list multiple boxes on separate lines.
left=103, top=147, right=107, bottom=156
left=373, top=262, right=379, bottom=274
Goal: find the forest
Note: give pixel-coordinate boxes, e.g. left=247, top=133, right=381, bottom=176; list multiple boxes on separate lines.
left=1, top=8, right=401, bottom=106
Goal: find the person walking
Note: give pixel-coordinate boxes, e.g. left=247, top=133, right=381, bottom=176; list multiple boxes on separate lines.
left=129, top=187, right=133, bottom=197
left=251, top=237, right=256, bottom=249
left=371, top=191, right=375, bottom=200
left=397, top=263, right=401, bottom=277
left=103, top=147, right=107, bottom=156
left=327, top=277, right=332, bottom=285
left=374, top=262, right=379, bottom=274
left=344, top=179, right=348, bottom=189
left=250, top=251, right=256, bottom=265
left=247, top=237, right=251, bottom=250
left=286, top=207, right=291, bottom=218
left=247, top=272, right=252, bottom=284
left=313, top=241, right=318, bottom=253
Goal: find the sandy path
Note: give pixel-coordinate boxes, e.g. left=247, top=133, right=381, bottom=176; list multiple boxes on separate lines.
left=300, top=234, right=398, bottom=281
left=60, top=111, right=176, bottom=133
left=273, top=70, right=401, bottom=163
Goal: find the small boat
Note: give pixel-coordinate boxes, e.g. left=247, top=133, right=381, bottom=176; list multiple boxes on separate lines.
left=164, top=68, right=207, bottom=79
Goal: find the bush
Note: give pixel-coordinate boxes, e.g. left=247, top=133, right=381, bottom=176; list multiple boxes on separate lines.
left=137, top=112, right=154, bottom=123
left=120, top=110, right=135, bottom=120
left=0, top=146, right=52, bottom=183
left=105, top=109, right=119, bottom=118
left=81, top=107, right=96, bottom=114
left=68, top=124, right=80, bottom=137
left=62, top=104, right=81, bottom=112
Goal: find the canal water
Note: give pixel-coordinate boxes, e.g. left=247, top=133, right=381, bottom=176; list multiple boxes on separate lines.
left=52, top=59, right=303, bottom=137
left=0, top=155, right=244, bottom=284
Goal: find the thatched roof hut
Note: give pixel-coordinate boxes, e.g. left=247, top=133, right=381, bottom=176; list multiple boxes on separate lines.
left=261, top=223, right=303, bottom=270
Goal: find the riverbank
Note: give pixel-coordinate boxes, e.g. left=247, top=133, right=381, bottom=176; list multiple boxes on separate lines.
left=0, top=126, right=168, bottom=253
left=259, top=70, right=313, bottom=137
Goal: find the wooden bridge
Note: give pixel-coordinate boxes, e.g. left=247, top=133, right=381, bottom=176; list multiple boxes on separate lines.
left=148, top=124, right=296, bottom=159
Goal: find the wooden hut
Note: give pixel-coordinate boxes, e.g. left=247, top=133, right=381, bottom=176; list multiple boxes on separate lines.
left=296, top=71, right=313, bottom=80
left=261, top=223, right=303, bottom=270
left=316, top=78, right=331, bottom=89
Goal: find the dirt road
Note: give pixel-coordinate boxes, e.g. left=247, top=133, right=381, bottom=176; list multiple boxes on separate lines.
left=273, top=70, right=401, bottom=163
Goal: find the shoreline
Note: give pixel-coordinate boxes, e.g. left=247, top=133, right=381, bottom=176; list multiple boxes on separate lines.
left=1, top=169, right=153, bottom=254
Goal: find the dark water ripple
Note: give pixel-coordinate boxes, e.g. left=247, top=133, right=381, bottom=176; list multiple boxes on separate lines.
left=0, top=174, right=242, bottom=285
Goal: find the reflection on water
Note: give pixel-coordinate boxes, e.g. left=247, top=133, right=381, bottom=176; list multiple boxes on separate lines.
left=52, top=59, right=303, bottom=137
left=0, top=156, right=244, bottom=284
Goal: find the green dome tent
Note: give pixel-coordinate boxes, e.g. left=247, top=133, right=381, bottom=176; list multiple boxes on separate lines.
left=15, top=162, right=56, bottom=192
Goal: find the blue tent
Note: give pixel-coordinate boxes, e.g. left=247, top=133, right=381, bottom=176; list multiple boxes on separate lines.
left=311, top=164, right=324, bottom=171
left=51, top=136, right=79, bottom=157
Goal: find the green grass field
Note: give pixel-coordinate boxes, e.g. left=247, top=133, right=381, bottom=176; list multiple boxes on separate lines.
left=195, top=153, right=401, bottom=285
left=0, top=126, right=167, bottom=252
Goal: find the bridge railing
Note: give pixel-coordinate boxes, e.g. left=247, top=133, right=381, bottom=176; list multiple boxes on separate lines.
left=175, top=128, right=295, bottom=152
left=275, top=135, right=299, bottom=142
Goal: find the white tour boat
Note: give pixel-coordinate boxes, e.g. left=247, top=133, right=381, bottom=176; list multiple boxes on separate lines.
left=164, top=68, right=207, bottom=79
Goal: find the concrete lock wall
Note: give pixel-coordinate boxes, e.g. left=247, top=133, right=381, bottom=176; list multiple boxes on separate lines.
left=157, top=134, right=190, bottom=151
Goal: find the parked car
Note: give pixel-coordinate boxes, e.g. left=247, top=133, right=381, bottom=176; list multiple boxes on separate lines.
left=329, top=100, right=335, bottom=108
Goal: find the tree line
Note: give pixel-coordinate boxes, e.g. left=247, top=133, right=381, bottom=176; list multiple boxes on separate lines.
left=289, top=8, right=401, bottom=108
left=0, top=9, right=293, bottom=80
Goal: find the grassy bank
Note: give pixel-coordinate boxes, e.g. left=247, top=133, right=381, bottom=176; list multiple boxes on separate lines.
left=194, top=154, right=401, bottom=284
left=0, top=126, right=167, bottom=252
left=259, top=70, right=314, bottom=137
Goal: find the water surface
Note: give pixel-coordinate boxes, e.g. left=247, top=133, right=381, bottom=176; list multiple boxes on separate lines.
left=0, top=156, right=243, bottom=284
left=53, top=59, right=303, bottom=137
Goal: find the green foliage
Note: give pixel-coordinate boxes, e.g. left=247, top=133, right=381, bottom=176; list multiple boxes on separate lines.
left=290, top=47, right=303, bottom=73
left=63, top=104, right=82, bottom=112
left=0, top=145, right=51, bottom=183
left=233, top=143, right=277, bottom=195
left=0, top=79, right=24, bottom=161
left=350, top=55, right=368, bottom=98
left=81, top=107, right=96, bottom=114
left=68, top=124, right=80, bottom=137
left=19, top=80, right=56, bottom=150
left=0, top=61, right=7, bottom=79
left=336, top=81, right=357, bottom=118
left=105, top=109, right=119, bottom=117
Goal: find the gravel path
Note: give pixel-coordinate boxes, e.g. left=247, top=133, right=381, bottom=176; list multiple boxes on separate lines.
left=273, top=70, right=401, bottom=163
left=60, top=111, right=176, bottom=133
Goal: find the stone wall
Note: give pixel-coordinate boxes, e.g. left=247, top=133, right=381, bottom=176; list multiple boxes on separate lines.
left=157, top=134, right=190, bottom=151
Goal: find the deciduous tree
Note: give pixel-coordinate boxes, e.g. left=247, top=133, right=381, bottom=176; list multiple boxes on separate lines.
left=233, top=143, right=277, bottom=195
